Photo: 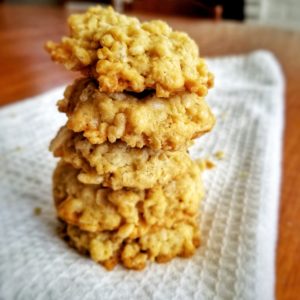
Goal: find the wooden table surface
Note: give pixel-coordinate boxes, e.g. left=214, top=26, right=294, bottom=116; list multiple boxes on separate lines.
left=1, top=4, right=299, bottom=299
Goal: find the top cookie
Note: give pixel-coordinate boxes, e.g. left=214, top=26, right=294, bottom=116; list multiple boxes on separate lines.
left=45, top=6, right=213, bottom=97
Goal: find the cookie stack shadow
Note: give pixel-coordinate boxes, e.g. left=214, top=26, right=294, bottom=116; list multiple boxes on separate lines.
left=47, top=6, right=215, bottom=270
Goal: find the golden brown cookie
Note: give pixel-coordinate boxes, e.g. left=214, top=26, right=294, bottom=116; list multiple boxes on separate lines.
left=46, top=6, right=213, bottom=97
left=63, top=220, right=200, bottom=270
left=50, top=126, right=198, bottom=190
left=57, top=78, right=215, bottom=150
left=53, top=160, right=204, bottom=233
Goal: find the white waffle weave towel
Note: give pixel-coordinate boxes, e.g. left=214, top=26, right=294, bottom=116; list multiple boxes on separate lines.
left=0, top=51, right=284, bottom=300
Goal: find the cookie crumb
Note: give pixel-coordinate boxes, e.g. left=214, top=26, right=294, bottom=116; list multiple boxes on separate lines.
left=214, top=151, right=224, bottom=160
left=34, top=207, right=42, bottom=216
left=196, top=159, right=215, bottom=171
left=205, top=159, right=216, bottom=169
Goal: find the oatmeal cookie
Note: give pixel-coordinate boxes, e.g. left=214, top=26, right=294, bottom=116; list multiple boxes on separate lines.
left=50, top=126, right=197, bottom=190
left=53, top=160, right=203, bottom=233
left=63, top=219, right=200, bottom=270
left=45, top=6, right=213, bottom=97
left=58, top=78, right=215, bottom=150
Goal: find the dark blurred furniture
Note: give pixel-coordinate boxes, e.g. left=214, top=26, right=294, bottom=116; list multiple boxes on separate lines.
left=0, top=5, right=300, bottom=300
left=124, top=0, right=244, bottom=20
left=58, top=0, right=244, bottom=20
left=124, top=0, right=224, bottom=19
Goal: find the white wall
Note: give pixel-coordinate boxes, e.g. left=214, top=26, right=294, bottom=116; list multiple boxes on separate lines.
left=245, top=0, right=300, bottom=30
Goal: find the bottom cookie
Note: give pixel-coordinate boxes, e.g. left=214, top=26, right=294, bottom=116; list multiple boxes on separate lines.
left=53, top=161, right=203, bottom=270
left=61, top=220, right=200, bottom=270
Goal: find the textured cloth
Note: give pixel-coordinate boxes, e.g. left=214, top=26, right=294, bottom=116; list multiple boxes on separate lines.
left=0, top=51, right=284, bottom=300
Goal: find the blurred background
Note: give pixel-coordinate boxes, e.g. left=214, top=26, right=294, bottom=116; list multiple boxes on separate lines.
left=2, top=0, right=300, bottom=30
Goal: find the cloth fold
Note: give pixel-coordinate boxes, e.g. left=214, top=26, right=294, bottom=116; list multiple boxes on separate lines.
left=0, top=51, right=284, bottom=300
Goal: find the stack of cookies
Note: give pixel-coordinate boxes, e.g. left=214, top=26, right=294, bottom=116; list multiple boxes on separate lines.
left=47, top=6, right=215, bottom=270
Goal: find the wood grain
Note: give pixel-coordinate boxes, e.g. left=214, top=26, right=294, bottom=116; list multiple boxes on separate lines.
left=1, top=4, right=300, bottom=299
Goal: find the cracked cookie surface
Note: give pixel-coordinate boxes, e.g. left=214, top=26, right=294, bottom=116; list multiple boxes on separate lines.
left=54, top=161, right=203, bottom=270
left=63, top=220, right=200, bottom=270
left=50, top=126, right=196, bottom=190
left=46, top=6, right=213, bottom=97
left=53, top=161, right=204, bottom=234
left=58, top=78, right=215, bottom=150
